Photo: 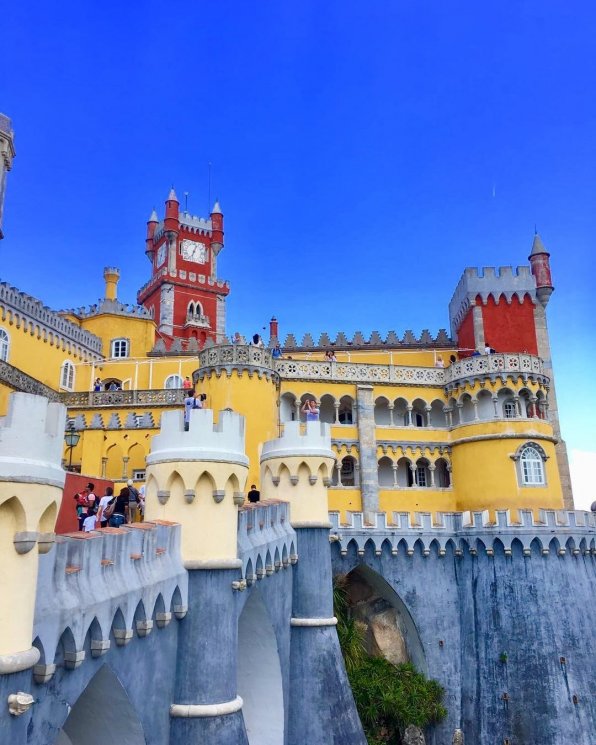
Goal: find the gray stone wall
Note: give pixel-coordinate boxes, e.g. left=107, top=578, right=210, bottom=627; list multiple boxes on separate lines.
left=356, top=384, right=379, bottom=519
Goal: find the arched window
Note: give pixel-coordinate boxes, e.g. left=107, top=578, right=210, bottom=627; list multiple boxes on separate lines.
left=0, top=328, right=9, bottom=361
left=165, top=374, right=184, bottom=389
left=519, top=445, right=545, bottom=485
left=60, top=360, right=75, bottom=390
left=513, top=442, right=547, bottom=487
left=111, top=338, right=129, bottom=359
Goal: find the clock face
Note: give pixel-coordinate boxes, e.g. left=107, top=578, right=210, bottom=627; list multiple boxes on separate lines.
left=156, top=243, right=167, bottom=266
left=180, top=239, right=207, bottom=263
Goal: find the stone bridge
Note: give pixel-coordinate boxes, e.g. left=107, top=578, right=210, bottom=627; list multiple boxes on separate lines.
left=0, top=393, right=594, bottom=745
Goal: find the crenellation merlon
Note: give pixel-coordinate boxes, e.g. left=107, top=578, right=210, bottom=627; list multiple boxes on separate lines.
left=147, top=408, right=248, bottom=466
left=0, top=393, right=67, bottom=486
left=261, top=421, right=334, bottom=462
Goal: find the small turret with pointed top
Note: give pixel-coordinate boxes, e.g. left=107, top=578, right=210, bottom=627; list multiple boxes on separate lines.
left=210, top=199, right=224, bottom=255
left=145, top=209, right=159, bottom=261
left=529, top=230, right=554, bottom=307
left=164, top=186, right=180, bottom=237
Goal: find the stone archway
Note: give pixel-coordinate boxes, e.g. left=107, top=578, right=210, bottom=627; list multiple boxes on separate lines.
left=237, top=589, right=284, bottom=745
left=345, top=564, right=427, bottom=674
left=54, top=665, right=145, bottom=745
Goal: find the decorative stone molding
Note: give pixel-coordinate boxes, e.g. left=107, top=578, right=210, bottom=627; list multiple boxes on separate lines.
left=173, top=605, right=188, bottom=620
left=170, top=695, right=243, bottom=718
left=281, top=328, right=451, bottom=349
left=13, top=531, right=38, bottom=554
left=195, top=344, right=279, bottom=383
left=290, top=617, right=338, bottom=627
left=184, top=489, right=195, bottom=504
left=233, top=491, right=245, bottom=506
left=0, top=647, right=40, bottom=674
left=156, top=612, right=172, bottom=628
left=64, top=650, right=86, bottom=670
left=157, top=490, right=170, bottom=505
left=7, top=692, right=34, bottom=717
left=90, top=640, right=110, bottom=658
left=33, top=663, right=56, bottom=684
left=136, top=620, right=154, bottom=637
left=113, top=629, right=133, bottom=647
left=212, top=490, right=225, bottom=504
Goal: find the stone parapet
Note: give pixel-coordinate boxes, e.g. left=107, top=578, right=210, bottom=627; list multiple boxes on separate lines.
left=329, top=509, right=596, bottom=556
left=275, top=353, right=545, bottom=388
left=61, top=388, right=186, bottom=409
left=237, top=500, right=297, bottom=585
left=0, top=281, right=102, bottom=357
left=261, top=420, right=333, bottom=462
left=281, top=328, right=452, bottom=349
left=195, top=344, right=276, bottom=382
left=32, top=521, right=187, bottom=683
left=0, top=393, right=66, bottom=487
left=146, top=408, right=248, bottom=467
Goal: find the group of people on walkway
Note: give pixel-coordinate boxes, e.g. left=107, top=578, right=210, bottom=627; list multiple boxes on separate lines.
left=75, top=480, right=145, bottom=532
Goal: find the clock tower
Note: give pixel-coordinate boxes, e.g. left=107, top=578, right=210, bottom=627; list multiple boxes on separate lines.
left=137, top=188, right=230, bottom=347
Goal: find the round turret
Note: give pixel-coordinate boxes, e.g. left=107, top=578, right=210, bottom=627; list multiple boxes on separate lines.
left=529, top=232, right=554, bottom=307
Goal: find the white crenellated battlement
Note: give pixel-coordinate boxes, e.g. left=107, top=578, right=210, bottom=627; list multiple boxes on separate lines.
left=329, top=509, right=596, bottom=558
left=0, top=393, right=67, bottom=487
left=146, top=407, right=248, bottom=466
left=260, top=421, right=334, bottom=462
left=448, top=264, right=538, bottom=335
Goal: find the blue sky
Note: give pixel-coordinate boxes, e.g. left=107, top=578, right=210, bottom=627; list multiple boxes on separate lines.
left=2, top=1, right=595, bottom=504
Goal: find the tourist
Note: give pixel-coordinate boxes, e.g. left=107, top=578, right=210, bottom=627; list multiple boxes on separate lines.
left=302, top=399, right=320, bottom=422
left=435, top=356, right=444, bottom=368
left=93, top=377, right=102, bottom=391
left=127, top=479, right=141, bottom=523
left=325, top=349, right=337, bottom=362
left=251, top=333, right=264, bottom=348
left=182, top=376, right=193, bottom=390
left=96, top=486, right=114, bottom=528
left=232, top=331, right=242, bottom=344
left=484, top=342, right=496, bottom=354
left=82, top=511, right=97, bottom=532
left=109, top=488, right=129, bottom=528
left=272, top=344, right=283, bottom=359
left=74, top=485, right=90, bottom=530
left=138, top=484, right=146, bottom=521
left=183, top=390, right=195, bottom=431
left=247, top=484, right=260, bottom=503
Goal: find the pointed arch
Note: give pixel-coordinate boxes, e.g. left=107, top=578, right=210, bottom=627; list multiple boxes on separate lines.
left=57, top=665, right=145, bottom=745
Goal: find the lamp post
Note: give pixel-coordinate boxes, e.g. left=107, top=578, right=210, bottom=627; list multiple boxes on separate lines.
left=64, top=423, right=81, bottom=472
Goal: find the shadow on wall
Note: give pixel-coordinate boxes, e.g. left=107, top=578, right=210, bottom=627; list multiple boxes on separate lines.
left=345, top=565, right=427, bottom=675
left=54, top=665, right=145, bottom=745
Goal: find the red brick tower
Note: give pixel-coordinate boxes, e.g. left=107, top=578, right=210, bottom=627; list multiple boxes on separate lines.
left=449, top=233, right=573, bottom=507
left=137, top=190, right=230, bottom=346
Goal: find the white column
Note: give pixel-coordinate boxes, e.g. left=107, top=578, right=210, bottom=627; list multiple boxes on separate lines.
left=410, top=464, right=417, bottom=487
left=425, top=405, right=432, bottom=427
left=406, top=405, right=413, bottom=427
left=388, top=403, right=395, bottom=426
left=472, top=398, right=479, bottom=420
left=492, top=396, right=499, bottom=417
left=334, top=401, right=340, bottom=425
left=392, top=463, right=398, bottom=487
left=335, top=461, right=343, bottom=487
left=429, top=463, right=436, bottom=488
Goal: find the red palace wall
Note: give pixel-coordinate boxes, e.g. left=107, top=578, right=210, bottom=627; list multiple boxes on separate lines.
left=456, top=308, right=476, bottom=355
left=481, top=294, right=538, bottom=355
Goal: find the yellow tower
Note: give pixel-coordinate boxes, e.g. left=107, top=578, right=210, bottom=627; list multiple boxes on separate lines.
left=0, top=393, right=66, bottom=674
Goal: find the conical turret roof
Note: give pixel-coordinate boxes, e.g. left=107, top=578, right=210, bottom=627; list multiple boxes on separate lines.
left=530, top=231, right=548, bottom=256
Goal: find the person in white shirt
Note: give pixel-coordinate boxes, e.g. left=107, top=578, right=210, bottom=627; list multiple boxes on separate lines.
left=96, top=487, right=114, bottom=528
left=82, top=513, right=97, bottom=532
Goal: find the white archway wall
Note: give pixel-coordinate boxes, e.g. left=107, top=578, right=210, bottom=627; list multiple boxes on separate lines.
left=237, top=590, right=284, bottom=745
left=377, top=453, right=451, bottom=488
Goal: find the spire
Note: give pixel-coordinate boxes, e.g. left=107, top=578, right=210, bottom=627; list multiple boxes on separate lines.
left=211, top=200, right=222, bottom=214
left=530, top=231, right=548, bottom=256
left=148, top=208, right=158, bottom=223
left=167, top=187, right=178, bottom=202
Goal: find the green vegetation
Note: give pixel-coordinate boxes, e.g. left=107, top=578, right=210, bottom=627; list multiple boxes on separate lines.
left=334, top=576, right=447, bottom=744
